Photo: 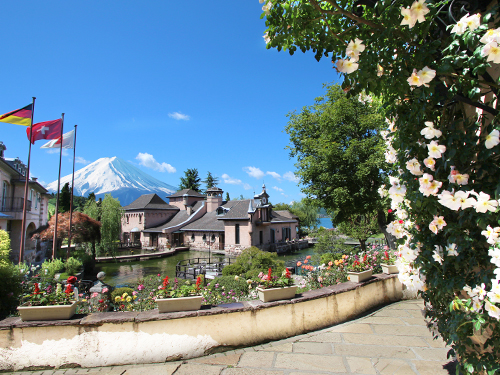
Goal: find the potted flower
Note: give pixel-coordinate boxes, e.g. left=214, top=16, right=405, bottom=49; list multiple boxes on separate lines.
left=346, top=255, right=373, bottom=283
left=155, top=275, right=203, bottom=313
left=380, top=250, right=399, bottom=274
left=17, top=278, right=78, bottom=321
left=255, top=268, right=297, bottom=302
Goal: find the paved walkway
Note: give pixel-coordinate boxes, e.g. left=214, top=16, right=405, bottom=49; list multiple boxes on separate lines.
left=7, top=299, right=457, bottom=375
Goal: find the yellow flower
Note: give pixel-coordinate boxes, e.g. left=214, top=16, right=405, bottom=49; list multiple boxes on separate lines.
left=122, top=292, right=128, bottom=298
left=126, top=296, right=132, bottom=302
left=114, top=296, right=121, bottom=303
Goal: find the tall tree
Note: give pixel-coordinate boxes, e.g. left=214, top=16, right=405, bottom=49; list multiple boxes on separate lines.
left=202, top=171, right=219, bottom=191
left=58, top=182, right=71, bottom=213
left=285, top=84, right=391, bottom=247
left=225, top=192, right=230, bottom=202
left=178, top=168, right=201, bottom=192
left=99, top=194, right=123, bottom=254
left=83, top=196, right=100, bottom=221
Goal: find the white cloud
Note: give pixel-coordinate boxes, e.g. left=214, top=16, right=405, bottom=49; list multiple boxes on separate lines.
left=283, top=171, right=300, bottom=183
left=222, top=174, right=252, bottom=190
left=75, top=156, right=90, bottom=165
left=168, top=112, right=190, bottom=121
left=136, top=152, right=176, bottom=173
left=243, top=166, right=265, bottom=179
left=46, top=148, right=69, bottom=156
left=272, top=186, right=283, bottom=192
left=266, top=171, right=281, bottom=181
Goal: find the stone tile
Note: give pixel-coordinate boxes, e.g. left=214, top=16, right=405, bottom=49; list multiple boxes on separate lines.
left=261, top=343, right=293, bottom=352
left=407, top=310, right=426, bottom=319
left=371, top=324, right=433, bottom=337
left=411, top=360, right=451, bottom=375
left=299, top=332, right=342, bottom=343
left=98, top=367, right=134, bottom=375
left=412, top=347, right=450, bottom=361
left=334, top=344, right=416, bottom=359
left=122, top=363, right=180, bottom=375
left=371, top=309, right=413, bottom=318
left=328, top=323, right=373, bottom=334
left=222, top=369, right=284, bottom=375
left=373, top=358, right=417, bottom=375
left=361, top=317, right=407, bottom=325
left=346, top=357, right=376, bottom=374
left=388, top=302, right=423, bottom=310
left=342, top=333, right=428, bottom=347
left=400, top=318, right=427, bottom=326
left=173, top=363, right=224, bottom=375
left=274, top=353, right=346, bottom=372
left=192, top=353, right=242, bottom=366
left=293, top=341, right=333, bottom=354
left=423, top=337, right=448, bottom=348
left=238, top=352, right=275, bottom=368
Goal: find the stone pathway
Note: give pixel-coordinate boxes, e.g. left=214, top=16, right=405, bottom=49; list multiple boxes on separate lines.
left=5, top=299, right=457, bottom=375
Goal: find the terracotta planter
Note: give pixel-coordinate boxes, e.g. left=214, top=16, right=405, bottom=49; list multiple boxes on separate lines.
left=347, top=269, right=373, bottom=283
left=17, top=301, right=78, bottom=321
left=156, top=295, right=203, bottom=313
left=381, top=263, right=399, bottom=274
left=256, top=285, right=298, bottom=303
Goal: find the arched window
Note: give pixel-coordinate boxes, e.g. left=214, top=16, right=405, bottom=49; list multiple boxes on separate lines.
left=202, top=234, right=207, bottom=241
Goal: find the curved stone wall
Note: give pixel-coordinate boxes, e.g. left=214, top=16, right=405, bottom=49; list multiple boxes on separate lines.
left=0, top=273, right=402, bottom=371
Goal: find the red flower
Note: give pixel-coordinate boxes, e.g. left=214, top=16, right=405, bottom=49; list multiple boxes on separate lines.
left=267, top=267, right=272, bottom=281
left=399, top=219, right=404, bottom=224
left=195, top=276, right=202, bottom=290
left=67, top=276, right=77, bottom=285
left=64, top=284, right=73, bottom=295
left=285, top=268, right=291, bottom=279
left=363, top=254, right=367, bottom=263
left=162, top=276, right=169, bottom=288
left=388, top=209, right=392, bottom=213
left=33, top=282, right=40, bottom=295
left=384, top=251, right=389, bottom=260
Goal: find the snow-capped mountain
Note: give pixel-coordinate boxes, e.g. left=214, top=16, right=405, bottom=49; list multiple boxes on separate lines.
left=46, top=157, right=178, bottom=206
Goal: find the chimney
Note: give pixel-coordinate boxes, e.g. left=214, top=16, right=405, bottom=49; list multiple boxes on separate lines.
left=206, top=187, right=223, bottom=213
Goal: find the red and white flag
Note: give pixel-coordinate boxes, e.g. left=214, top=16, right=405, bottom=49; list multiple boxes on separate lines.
left=40, top=129, right=74, bottom=149
left=26, top=119, right=62, bottom=144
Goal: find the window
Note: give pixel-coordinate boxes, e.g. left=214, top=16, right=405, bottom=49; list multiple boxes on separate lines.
left=191, top=234, right=195, bottom=241
left=139, top=214, right=142, bottom=224
left=235, top=224, right=240, bottom=244
left=259, top=230, right=263, bottom=245
left=202, top=234, right=207, bottom=241
left=2, top=181, right=8, bottom=210
left=211, top=234, right=215, bottom=242
left=126, top=215, right=129, bottom=224
left=35, top=193, right=39, bottom=209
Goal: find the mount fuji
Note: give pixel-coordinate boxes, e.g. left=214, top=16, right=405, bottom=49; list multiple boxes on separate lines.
left=46, top=157, right=178, bottom=206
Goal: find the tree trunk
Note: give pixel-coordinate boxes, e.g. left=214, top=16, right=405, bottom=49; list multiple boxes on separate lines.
left=377, top=209, right=397, bottom=250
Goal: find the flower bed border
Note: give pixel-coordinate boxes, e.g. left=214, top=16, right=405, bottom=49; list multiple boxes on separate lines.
left=0, top=273, right=402, bottom=371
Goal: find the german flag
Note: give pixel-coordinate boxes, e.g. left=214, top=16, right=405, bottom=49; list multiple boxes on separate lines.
left=0, top=104, right=33, bottom=126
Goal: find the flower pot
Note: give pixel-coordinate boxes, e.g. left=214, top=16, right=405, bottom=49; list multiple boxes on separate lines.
left=347, top=269, right=373, bottom=283
left=256, top=285, right=298, bottom=303
left=156, top=295, right=203, bottom=313
left=17, top=301, right=78, bottom=321
left=381, top=263, right=399, bottom=274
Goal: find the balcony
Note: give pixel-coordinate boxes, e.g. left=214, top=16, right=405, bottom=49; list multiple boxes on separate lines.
left=0, top=197, right=32, bottom=213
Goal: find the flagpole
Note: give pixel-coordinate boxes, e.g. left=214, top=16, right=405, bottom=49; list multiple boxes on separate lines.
left=67, top=125, right=77, bottom=259
left=19, top=97, right=36, bottom=265
left=52, top=113, right=64, bottom=260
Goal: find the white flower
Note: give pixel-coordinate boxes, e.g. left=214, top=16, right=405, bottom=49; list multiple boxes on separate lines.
left=401, top=7, right=417, bottom=28
left=421, top=122, right=442, bottom=139
left=480, top=28, right=500, bottom=44
left=411, top=0, right=430, bottom=23
left=417, top=66, right=436, bottom=85
left=433, top=245, right=444, bottom=264
left=427, top=140, right=446, bottom=158
left=262, top=1, right=273, bottom=14
left=474, top=192, right=499, bottom=213
left=437, top=190, right=462, bottom=211
left=464, top=14, right=481, bottom=31
left=485, top=300, right=500, bottom=320
left=470, top=297, right=483, bottom=312
left=346, top=38, right=365, bottom=58
left=481, top=226, right=500, bottom=245
left=446, top=243, right=458, bottom=256
left=451, top=19, right=467, bottom=35
left=423, top=157, right=436, bottom=171
left=487, top=279, right=500, bottom=303
left=482, top=42, right=500, bottom=64
left=489, top=247, right=500, bottom=267
left=406, top=158, right=424, bottom=175
left=473, top=283, right=487, bottom=300
left=455, top=173, right=469, bottom=185
left=336, top=59, right=359, bottom=74
left=454, top=190, right=476, bottom=210
left=263, top=32, right=270, bottom=44
left=485, top=129, right=500, bottom=149
left=408, top=69, right=422, bottom=86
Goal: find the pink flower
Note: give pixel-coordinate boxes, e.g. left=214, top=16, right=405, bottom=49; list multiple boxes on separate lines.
left=133, top=291, right=138, bottom=296
left=138, top=284, right=145, bottom=291
left=91, top=292, right=99, bottom=298
left=102, top=288, right=109, bottom=293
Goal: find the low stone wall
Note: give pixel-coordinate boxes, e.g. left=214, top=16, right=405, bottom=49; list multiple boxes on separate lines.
left=0, top=274, right=402, bottom=371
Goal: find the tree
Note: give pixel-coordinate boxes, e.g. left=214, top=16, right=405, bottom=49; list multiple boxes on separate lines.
left=285, top=83, right=390, bottom=243
left=83, top=196, right=100, bottom=221
left=225, top=192, right=230, bottom=202
left=273, top=199, right=320, bottom=234
left=178, top=168, right=201, bottom=192
left=336, top=211, right=379, bottom=252
left=261, top=1, right=500, bottom=371
left=58, top=182, right=71, bottom=213
left=202, top=171, right=220, bottom=192
left=100, top=194, right=123, bottom=255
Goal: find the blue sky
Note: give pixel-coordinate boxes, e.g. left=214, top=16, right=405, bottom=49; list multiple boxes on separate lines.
left=1, top=1, right=340, bottom=204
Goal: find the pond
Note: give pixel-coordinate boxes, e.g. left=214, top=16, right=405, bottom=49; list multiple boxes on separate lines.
left=96, top=247, right=317, bottom=287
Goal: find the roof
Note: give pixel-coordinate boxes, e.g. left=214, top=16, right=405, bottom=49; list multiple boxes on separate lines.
left=273, top=210, right=299, bottom=220
left=217, top=200, right=252, bottom=220
left=123, top=193, right=178, bottom=211
left=143, top=201, right=204, bottom=232
left=168, top=189, right=205, bottom=198
left=271, top=210, right=299, bottom=223
left=180, top=211, right=225, bottom=232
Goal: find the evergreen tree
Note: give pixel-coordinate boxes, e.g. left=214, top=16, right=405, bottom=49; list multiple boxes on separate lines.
left=58, top=182, right=71, bottom=213
left=202, top=171, right=219, bottom=191
left=225, top=192, right=230, bottom=202
left=178, top=168, right=201, bottom=192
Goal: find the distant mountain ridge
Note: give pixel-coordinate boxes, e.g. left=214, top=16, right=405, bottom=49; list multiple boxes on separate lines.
left=46, top=157, right=178, bottom=206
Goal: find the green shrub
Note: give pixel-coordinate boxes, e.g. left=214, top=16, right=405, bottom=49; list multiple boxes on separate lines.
left=40, top=259, right=65, bottom=280
left=209, top=275, right=249, bottom=296
left=65, top=257, right=83, bottom=275
left=222, top=246, right=285, bottom=279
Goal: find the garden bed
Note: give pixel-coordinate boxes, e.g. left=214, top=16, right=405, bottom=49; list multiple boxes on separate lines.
left=0, top=273, right=402, bottom=371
